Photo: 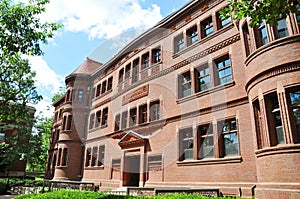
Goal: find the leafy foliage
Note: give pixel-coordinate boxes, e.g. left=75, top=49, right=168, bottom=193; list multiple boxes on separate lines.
left=221, top=0, right=300, bottom=27
left=0, top=0, right=61, bottom=56
left=26, top=117, right=53, bottom=172
left=0, top=0, right=61, bottom=173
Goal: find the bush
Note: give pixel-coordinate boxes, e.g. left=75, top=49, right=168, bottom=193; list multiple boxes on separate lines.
left=0, top=178, right=43, bottom=187
left=15, top=190, right=234, bottom=199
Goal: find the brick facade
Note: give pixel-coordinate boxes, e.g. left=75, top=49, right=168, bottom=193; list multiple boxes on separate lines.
left=45, top=1, right=300, bottom=198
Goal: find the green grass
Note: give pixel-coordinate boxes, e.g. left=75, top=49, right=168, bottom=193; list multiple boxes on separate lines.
left=15, top=190, right=234, bottom=199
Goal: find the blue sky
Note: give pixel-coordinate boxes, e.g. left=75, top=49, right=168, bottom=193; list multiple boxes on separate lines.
left=28, top=0, right=192, bottom=116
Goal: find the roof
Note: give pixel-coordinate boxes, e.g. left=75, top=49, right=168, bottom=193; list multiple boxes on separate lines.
left=72, top=57, right=102, bottom=75
left=90, top=0, right=199, bottom=76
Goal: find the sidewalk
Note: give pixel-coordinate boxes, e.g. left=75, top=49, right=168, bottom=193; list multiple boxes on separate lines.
left=0, top=194, right=18, bottom=199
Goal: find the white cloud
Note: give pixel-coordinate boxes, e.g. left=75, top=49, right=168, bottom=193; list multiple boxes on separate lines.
left=26, top=56, right=64, bottom=117
left=40, top=0, right=162, bottom=39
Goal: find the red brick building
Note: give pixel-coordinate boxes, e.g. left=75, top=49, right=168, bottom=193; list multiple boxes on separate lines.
left=45, top=0, right=300, bottom=198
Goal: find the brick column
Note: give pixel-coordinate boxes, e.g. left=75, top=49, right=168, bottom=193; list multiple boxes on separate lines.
left=277, top=82, right=293, bottom=144
left=258, top=89, right=271, bottom=147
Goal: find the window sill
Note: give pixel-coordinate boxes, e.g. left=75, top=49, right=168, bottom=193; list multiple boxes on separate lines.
left=173, top=23, right=234, bottom=59
left=177, top=156, right=242, bottom=166
left=85, top=166, right=104, bottom=170
left=177, top=81, right=235, bottom=104
left=255, top=144, right=300, bottom=158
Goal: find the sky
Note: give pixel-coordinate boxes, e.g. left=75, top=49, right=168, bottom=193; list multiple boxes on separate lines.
left=27, top=0, right=192, bottom=117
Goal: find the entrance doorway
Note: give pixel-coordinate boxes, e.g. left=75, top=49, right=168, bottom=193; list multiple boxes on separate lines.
left=124, top=155, right=140, bottom=186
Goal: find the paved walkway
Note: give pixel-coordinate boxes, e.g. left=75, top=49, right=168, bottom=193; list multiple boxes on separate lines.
left=0, top=195, right=17, bottom=199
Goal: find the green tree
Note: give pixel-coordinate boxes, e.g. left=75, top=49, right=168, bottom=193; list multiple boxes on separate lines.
left=221, top=0, right=300, bottom=27
left=0, top=0, right=61, bottom=174
left=26, top=116, right=52, bottom=172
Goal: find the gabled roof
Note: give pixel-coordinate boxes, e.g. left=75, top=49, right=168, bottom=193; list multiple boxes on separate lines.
left=71, top=57, right=102, bottom=75
left=118, top=130, right=148, bottom=149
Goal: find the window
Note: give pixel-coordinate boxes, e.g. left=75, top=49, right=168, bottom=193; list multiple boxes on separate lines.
left=179, top=128, right=193, bottom=160
left=66, top=115, right=72, bottom=130
left=96, top=84, right=101, bottom=97
left=265, top=93, right=284, bottom=145
left=217, top=10, right=231, bottom=29
left=257, top=21, right=268, bottom=46
left=195, top=64, right=210, bottom=92
left=150, top=101, right=160, bottom=121
left=242, top=22, right=251, bottom=56
left=148, top=155, right=162, bottom=171
left=102, top=107, right=108, bottom=126
left=121, top=111, right=128, bottom=129
left=141, top=53, right=150, bottom=70
left=85, top=148, right=91, bottom=167
left=107, top=77, right=113, bottom=91
left=91, top=147, right=98, bottom=167
left=201, top=17, right=214, bottom=38
left=178, top=72, right=191, bottom=98
left=199, top=124, right=214, bottom=158
left=129, top=108, right=137, bottom=127
left=98, top=145, right=105, bottom=166
left=115, top=114, right=121, bottom=131
left=152, top=48, right=161, bottom=64
left=101, top=80, right=107, bottom=94
left=77, top=89, right=83, bottom=102
left=132, top=59, right=139, bottom=83
left=214, top=55, right=232, bottom=85
left=125, top=64, right=131, bottom=79
left=187, top=25, right=198, bottom=46
left=89, top=113, right=95, bottom=129
left=289, top=90, right=300, bottom=143
left=57, top=148, right=62, bottom=166
left=139, top=104, right=148, bottom=124
left=119, top=68, right=124, bottom=83
left=95, top=110, right=101, bottom=128
left=253, top=100, right=264, bottom=149
left=275, top=18, right=289, bottom=39
left=221, top=119, right=239, bottom=156
left=63, top=116, right=67, bottom=130
left=174, top=34, right=184, bottom=53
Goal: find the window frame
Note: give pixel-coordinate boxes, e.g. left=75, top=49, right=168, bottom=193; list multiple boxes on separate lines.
left=195, top=64, right=210, bottom=93
left=214, top=54, right=233, bottom=85
left=152, top=48, right=162, bottom=64
left=150, top=100, right=160, bottom=122
left=178, top=71, right=192, bottom=98
left=186, top=25, right=199, bottom=46
left=139, top=104, right=148, bottom=124
left=220, top=119, right=239, bottom=157
left=101, top=107, right=109, bottom=126
left=174, top=33, right=184, bottom=53
left=141, top=52, right=150, bottom=70
left=179, top=127, right=194, bottom=161
left=198, top=123, right=214, bottom=159
left=201, top=16, right=214, bottom=38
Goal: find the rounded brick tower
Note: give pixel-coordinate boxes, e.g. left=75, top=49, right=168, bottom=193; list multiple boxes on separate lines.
left=47, top=58, right=102, bottom=181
